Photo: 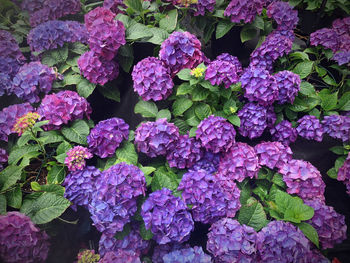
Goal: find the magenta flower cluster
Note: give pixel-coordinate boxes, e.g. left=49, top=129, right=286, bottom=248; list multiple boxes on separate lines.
left=322, top=115, right=350, bottom=142
left=64, top=146, right=93, bottom=172
left=270, top=120, right=298, bottom=145
left=99, top=250, right=141, bottom=263
left=267, top=1, right=299, bottom=31
left=103, top=0, right=126, bottom=14
left=296, top=115, right=324, bottom=142
left=193, top=0, right=216, bottom=16
left=237, top=103, right=268, bottom=139
left=224, top=0, right=264, bottom=23
left=274, top=70, right=301, bottom=104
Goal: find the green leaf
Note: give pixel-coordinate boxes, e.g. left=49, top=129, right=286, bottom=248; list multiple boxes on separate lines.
left=139, top=166, right=156, bottom=176
left=238, top=179, right=252, bottom=205
left=177, top=83, right=194, bottom=95
left=296, top=222, right=319, bottom=248
left=115, top=224, right=131, bottom=240
left=238, top=197, right=268, bottom=231
left=252, top=180, right=270, bottom=201
left=173, top=119, right=190, bottom=134
left=8, top=145, right=40, bottom=165
left=329, top=146, right=347, bottom=155
left=147, top=27, right=169, bottom=45
left=200, top=81, right=219, bottom=93
left=185, top=108, right=200, bottom=127
left=116, top=141, right=138, bottom=165
left=318, top=89, right=338, bottom=111
left=151, top=166, right=179, bottom=192
left=17, top=133, right=33, bottom=146
left=134, top=100, right=158, bottom=118
left=47, top=165, right=66, bottom=184
left=173, top=97, right=193, bottom=116
left=327, top=167, right=338, bottom=179
left=335, top=156, right=346, bottom=171
left=56, top=141, right=72, bottom=155
left=118, top=44, right=134, bottom=72
left=299, top=82, right=316, bottom=96
left=216, top=20, right=234, bottom=39
left=98, top=85, right=120, bottom=102
left=223, top=99, right=237, bottom=115
left=156, top=109, right=171, bottom=121
left=126, top=23, right=153, bottom=41
left=195, top=103, right=211, bottom=120
left=252, top=16, right=264, bottom=30
left=124, top=0, right=142, bottom=12
left=292, top=61, right=314, bottom=79
left=0, top=165, right=22, bottom=191
left=70, top=42, right=88, bottom=55
left=39, top=131, right=65, bottom=145
left=227, top=115, right=240, bottom=127
left=140, top=221, right=153, bottom=240
left=77, top=78, right=96, bottom=98
left=177, top=68, right=191, bottom=81
left=159, top=9, right=178, bottom=32
left=240, top=25, right=258, bottom=43
left=272, top=173, right=286, bottom=188
left=41, top=45, right=68, bottom=66
left=61, top=120, right=90, bottom=145
left=191, top=86, right=209, bottom=101
left=0, top=194, right=6, bottom=214
left=337, top=91, right=350, bottom=111
left=62, top=73, right=83, bottom=86
left=289, top=51, right=309, bottom=61
left=5, top=186, right=22, bottom=209
left=189, top=126, right=197, bottom=137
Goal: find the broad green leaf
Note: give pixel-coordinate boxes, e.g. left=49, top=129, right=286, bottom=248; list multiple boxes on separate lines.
left=318, top=89, right=338, bottom=111
left=223, top=99, right=237, bottom=115
left=327, top=167, right=338, bottom=179
left=140, top=221, right=153, bottom=240
left=62, top=73, right=82, bottom=86
left=41, top=45, right=68, bottom=66
left=147, top=27, right=169, bottom=45
left=189, top=126, right=197, bottom=137
left=98, top=85, right=120, bottom=102
left=191, top=86, right=210, bottom=101
left=124, top=0, right=142, bottom=12
left=17, top=133, right=33, bottom=146
left=238, top=197, right=268, bottom=231
left=39, top=131, right=64, bottom=145
left=173, top=118, right=190, bottom=134
left=116, top=141, right=138, bottom=165
left=0, top=194, right=6, bottom=214
left=156, top=109, right=171, bottom=121
left=337, top=91, right=350, bottom=111
left=70, top=42, right=88, bottom=55
left=185, top=109, right=201, bottom=127
left=240, top=25, right=258, bottom=43
left=118, top=44, right=134, bottom=72
left=195, top=103, right=211, bottom=120
left=289, top=51, right=309, bottom=61
left=272, top=173, right=286, bottom=188
left=177, top=68, right=191, bottom=81
left=56, top=141, right=72, bottom=155
left=77, top=78, right=96, bottom=98
left=47, top=165, right=66, bottom=184
left=296, top=222, right=319, bottom=248
left=329, top=146, right=347, bottom=155
left=159, top=9, right=178, bottom=32
left=0, top=165, right=22, bottom=191
left=252, top=16, right=264, bottom=30
left=238, top=179, right=251, bottom=205
left=151, top=166, right=179, bottom=192
left=61, top=120, right=90, bottom=145
left=252, top=180, right=270, bottom=201
left=139, top=166, right=156, bottom=176
left=335, top=156, right=346, bottom=171
left=200, top=81, right=219, bottom=93
left=126, top=23, right=153, bottom=41
left=6, top=186, right=22, bottom=209
left=227, top=115, right=240, bottom=127
left=173, top=97, right=193, bottom=116
left=216, top=20, right=234, bottom=39
left=177, top=83, right=194, bottom=95
left=134, top=100, right=158, bottom=118
left=8, top=145, right=40, bottom=165
left=292, top=61, right=314, bottom=79
left=115, top=224, right=131, bottom=240
left=299, top=82, right=316, bottom=96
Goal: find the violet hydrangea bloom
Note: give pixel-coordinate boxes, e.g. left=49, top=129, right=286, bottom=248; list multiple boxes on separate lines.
left=205, top=59, right=241, bottom=88
left=132, top=57, right=174, bottom=101
left=84, top=7, right=115, bottom=31
left=0, top=102, right=34, bottom=142
left=0, top=148, right=8, bottom=171
left=307, top=250, right=331, bottom=263
left=270, top=120, right=297, bottom=145
left=267, top=1, right=298, bottom=31
left=274, top=70, right=301, bottom=104
left=87, top=117, right=129, bottom=158
left=254, top=141, right=293, bottom=170
left=134, top=118, right=179, bottom=158
left=216, top=53, right=243, bottom=73
left=266, top=106, right=277, bottom=128
left=189, top=151, right=221, bottom=174
left=99, top=250, right=141, bottom=263
left=20, top=0, right=46, bottom=13
left=194, top=0, right=216, bottom=16
left=304, top=199, right=347, bottom=249
left=333, top=51, right=350, bottom=65
left=338, top=153, right=350, bottom=195
left=207, top=218, right=258, bottom=263
left=279, top=159, right=326, bottom=200
left=224, top=0, right=264, bottom=23
left=141, top=188, right=194, bottom=244
left=0, top=212, right=50, bottom=263
left=196, top=115, right=236, bottom=153
left=322, top=114, right=350, bottom=142
left=166, top=134, right=203, bottom=169
left=37, top=90, right=92, bottom=130
left=0, top=30, right=26, bottom=63
left=296, top=115, right=324, bottom=142
left=310, top=28, right=339, bottom=52
left=159, top=31, right=203, bottom=75
left=163, top=246, right=212, bottom=263
left=256, top=221, right=310, bottom=263
left=64, top=146, right=93, bottom=172
left=332, top=17, right=350, bottom=36
left=178, top=170, right=241, bottom=224
left=237, top=103, right=268, bottom=139
left=103, top=0, right=126, bottom=14
left=152, top=243, right=190, bottom=263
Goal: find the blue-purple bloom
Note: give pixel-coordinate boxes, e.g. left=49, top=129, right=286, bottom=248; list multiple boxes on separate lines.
left=338, top=153, right=350, bottom=195
left=216, top=53, right=242, bottom=72
left=0, top=148, right=8, bottom=171
left=99, top=250, right=141, bottom=263
left=333, top=51, right=350, bottom=65
left=310, top=28, right=339, bottom=52
left=296, top=115, right=324, bottom=142
left=270, top=120, right=297, bottom=145
left=274, top=70, right=301, bottom=104
left=267, top=1, right=298, bottom=31
left=205, top=59, right=241, bottom=88
left=322, top=114, right=350, bottom=142
left=84, top=7, right=116, bottom=31
left=237, top=103, right=268, bottom=139
left=224, top=0, right=264, bottom=23
left=189, top=151, right=221, bottom=174
left=163, top=246, right=212, bottom=263
left=103, top=0, right=126, bottom=14
left=0, top=30, right=26, bottom=63
left=194, top=0, right=216, bottom=16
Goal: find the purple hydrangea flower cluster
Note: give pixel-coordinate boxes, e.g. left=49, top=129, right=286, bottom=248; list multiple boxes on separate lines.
left=37, top=90, right=92, bottom=130
left=189, top=151, right=221, bottom=174
left=194, top=0, right=216, bottom=16
left=103, top=0, right=126, bottom=14
left=207, top=218, right=258, bottom=263
left=29, top=0, right=81, bottom=27
left=0, top=102, right=34, bottom=142
left=64, top=146, right=93, bottom=172
left=0, top=148, right=7, bottom=171
left=274, top=70, right=301, bottom=104
left=332, top=17, right=350, bottom=36
left=267, top=1, right=298, bottom=31
left=132, top=57, right=174, bottom=101
left=224, top=0, right=264, bottom=23
left=0, top=212, right=50, bottom=263
left=99, top=250, right=141, bottom=263
left=28, top=20, right=88, bottom=53
left=135, top=118, right=179, bottom=158
left=63, top=166, right=102, bottom=208
left=333, top=50, right=350, bottom=65
left=152, top=243, right=190, bottom=263
left=163, top=246, right=212, bottom=263
left=196, top=115, right=236, bottom=153
left=87, top=117, right=129, bottom=158
left=256, top=221, right=310, bottom=263
left=141, top=188, right=194, bottom=244
left=89, top=163, right=146, bottom=236
left=178, top=170, right=241, bottom=224
left=159, top=31, right=203, bottom=75
left=307, top=250, right=331, bottom=263
left=279, top=160, right=326, bottom=200
left=205, top=59, right=241, bottom=89
left=216, top=53, right=243, bottom=72
left=270, top=120, right=298, bottom=145
left=304, top=199, right=347, bottom=249
left=254, top=141, right=293, bottom=170
left=0, top=30, right=26, bottom=63
left=237, top=103, right=268, bottom=139
left=166, top=134, right=203, bottom=169
left=266, top=106, right=277, bottom=128
left=310, top=28, right=339, bottom=52
left=338, top=153, right=350, bottom=195
left=296, top=115, right=324, bottom=142
left=218, top=142, right=259, bottom=182
left=322, top=115, right=350, bottom=142
left=84, top=7, right=115, bottom=31
left=20, top=0, right=46, bottom=13
left=10, top=62, right=57, bottom=103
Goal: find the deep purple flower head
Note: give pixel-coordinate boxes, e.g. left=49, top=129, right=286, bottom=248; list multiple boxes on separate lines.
left=224, top=0, right=263, bottom=23
left=205, top=59, right=241, bottom=88
left=0, top=148, right=7, bottom=171
left=196, top=115, right=236, bottom=153
left=254, top=141, right=293, bottom=170
left=99, top=250, right=141, bottom=263
left=267, top=1, right=298, bottom=31
left=332, top=17, right=350, bottom=37
left=28, top=20, right=88, bottom=53
left=0, top=30, right=25, bottom=63
left=237, top=103, right=268, bottom=139
left=338, top=153, right=350, bottom=195
left=159, top=31, right=203, bottom=75
left=103, top=0, right=126, bottom=14
left=63, top=166, right=102, bottom=208
left=256, top=221, right=310, bottom=263
left=135, top=118, right=179, bottom=158
left=333, top=51, right=350, bottom=65
left=207, top=218, right=258, bottom=263
left=166, top=134, right=203, bottom=169
left=194, top=0, right=216, bottom=16
left=163, top=246, right=212, bottom=263
left=152, top=243, right=190, bottom=263
left=64, top=146, right=93, bottom=172
left=77, top=51, right=119, bottom=85
left=37, top=90, right=92, bottom=130
left=304, top=199, right=347, bottom=249
left=132, top=57, right=174, bottom=101
left=279, top=159, right=325, bottom=200
left=0, top=212, right=49, bottom=263
left=89, top=163, right=146, bottom=236
left=274, top=70, right=301, bottom=104
left=0, top=56, right=22, bottom=80
left=306, top=250, right=331, bottom=263
left=141, top=188, right=194, bottom=244
left=20, top=0, right=46, bottom=13
left=266, top=106, right=277, bottom=129
left=189, top=151, right=221, bottom=174
left=296, top=115, right=324, bottom=142
left=0, top=103, right=34, bottom=142
left=270, top=120, right=297, bottom=145
left=0, top=71, right=12, bottom=96
left=310, top=28, right=339, bottom=52
left=216, top=53, right=243, bottom=73
left=322, top=115, right=350, bottom=142
left=178, top=170, right=241, bottom=224
left=87, top=117, right=129, bottom=158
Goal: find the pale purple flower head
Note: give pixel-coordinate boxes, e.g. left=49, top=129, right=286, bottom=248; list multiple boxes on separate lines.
left=178, top=170, right=241, bottom=224
left=332, top=17, right=350, bottom=37
left=333, top=51, right=350, bottom=65
left=205, top=59, right=241, bottom=88
left=163, top=246, right=212, bottom=263
left=218, top=142, right=259, bottom=182
left=194, top=0, right=216, bottom=16
left=0, top=212, right=50, bottom=263
left=216, top=53, right=242, bottom=73
left=0, top=148, right=7, bottom=171
left=132, top=57, right=174, bottom=101
left=237, top=103, right=268, bottom=139
left=64, top=146, right=93, bottom=172
left=279, top=159, right=326, bottom=200
left=141, top=188, right=194, bottom=244
left=152, top=243, right=190, bottom=263
left=166, top=134, right=203, bottom=169
left=196, top=115, right=236, bottom=153
left=270, top=120, right=297, bottom=145
left=0, top=72, right=11, bottom=97
left=99, top=250, right=141, bottom=263
left=322, top=115, right=350, bottom=142
left=254, top=141, right=293, bottom=170
left=207, top=218, right=258, bottom=263
left=0, top=102, right=34, bottom=142
left=85, top=7, right=116, bottom=31
left=267, top=1, right=298, bottom=31
left=274, top=70, right=301, bottom=104
left=87, top=117, right=129, bottom=158
left=224, top=0, right=264, bottom=23
left=63, top=166, right=102, bottom=208
left=0, top=30, right=26, bottom=63
left=10, top=62, right=58, bottom=103
left=103, top=0, right=126, bottom=14
left=310, top=28, right=339, bottom=52
left=159, top=31, right=203, bottom=75
left=77, top=51, right=119, bottom=85
left=256, top=221, right=310, bottom=263
left=189, top=151, right=221, bottom=174
left=135, top=118, right=179, bottom=158
left=304, top=199, right=347, bottom=249
left=37, top=90, right=92, bottom=130
left=296, top=115, right=324, bottom=142
left=338, top=153, right=350, bottom=195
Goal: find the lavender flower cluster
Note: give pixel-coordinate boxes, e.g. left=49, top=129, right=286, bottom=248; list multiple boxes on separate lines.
left=267, top=1, right=299, bottom=31
left=296, top=115, right=324, bottom=142
left=338, top=152, right=350, bottom=195
left=237, top=103, right=268, bottom=139
left=322, top=114, right=350, bottom=142
left=270, top=120, right=298, bottom=145
left=163, top=246, right=212, bottom=263
left=0, top=148, right=7, bottom=171
left=103, top=0, right=126, bottom=14
left=99, top=250, right=141, bottom=263
left=224, top=0, right=264, bottom=24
